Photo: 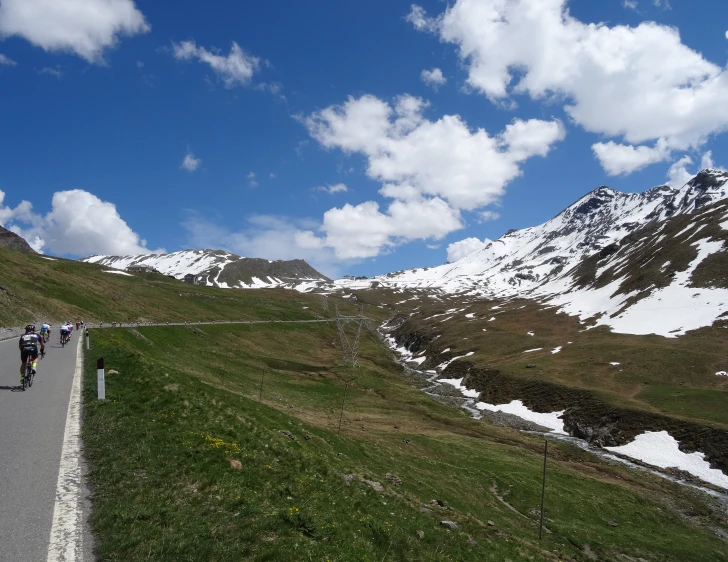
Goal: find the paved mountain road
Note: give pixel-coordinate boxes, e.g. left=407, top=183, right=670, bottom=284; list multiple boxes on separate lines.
left=0, top=335, right=86, bottom=562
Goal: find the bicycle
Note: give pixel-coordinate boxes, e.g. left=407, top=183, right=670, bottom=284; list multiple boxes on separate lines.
left=21, top=352, right=43, bottom=391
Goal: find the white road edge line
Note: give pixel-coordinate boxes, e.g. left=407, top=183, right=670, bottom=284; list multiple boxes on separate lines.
left=46, top=335, right=84, bottom=562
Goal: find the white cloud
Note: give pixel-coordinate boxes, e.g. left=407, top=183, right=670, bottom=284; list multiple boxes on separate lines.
left=653, top=0, right=671, bottom=9
left=39, top=66, right=63, bottom=78
left=421, top=67, right=446, bottom=88
left=405, top=5, right=437, bottom=32
left=181, top=152, right=201, bottom=172
left=592, top=140, right=669, bottom=175
left=447, top=237, right=491, bottom=263
left=182, top=213, right=344, bottom=278
left=623, top=0, right=638, bottom=10
left=666, top=156, right=694, bottom=188
left=701, top=151, right=716, bottom=170
left=410, top=0, right=728, bottom=174
left=247, top=172, right=258, bottom=187
left=303, top=93, right=563, bottom=258
left=0, top=53, right=16, bottom=66
left=426, top=244, right=440, bottom=250
left=306, top=94, right=564, bottom=210
left=315, top=183, right=348, bottom=194
left=172, top=41, right=260, bottom=87
left=0, top=189, right=161, bottom=256
left=666, top=151, right=723, bottom=188
left=0, top=0, right=149, bottom=63
left=478, top=210, right=500, bottom=222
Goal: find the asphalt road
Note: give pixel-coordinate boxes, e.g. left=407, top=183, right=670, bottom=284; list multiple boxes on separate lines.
left=0, top=333, right=81, bottom=561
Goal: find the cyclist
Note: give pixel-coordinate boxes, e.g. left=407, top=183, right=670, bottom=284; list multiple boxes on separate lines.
left=19, top=325, right=45, bottom=382
left=40, top=322, right=51, bottom=342
left=60, top=323, right=72, bottom=344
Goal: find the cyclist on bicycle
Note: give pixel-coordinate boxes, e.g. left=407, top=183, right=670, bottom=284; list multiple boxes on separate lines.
left=19, top=325, right=45, bottom=381
left=60, top=323, right=72, bottom=343
left=40, top=322, right=51, bottom=342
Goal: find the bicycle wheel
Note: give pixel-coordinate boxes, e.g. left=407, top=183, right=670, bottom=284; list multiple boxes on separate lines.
left=22, top=364, right=30, bottom=390
left=28, top=364, right=34, bottom=388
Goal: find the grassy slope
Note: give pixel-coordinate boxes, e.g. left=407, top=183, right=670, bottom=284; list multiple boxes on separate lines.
left=0, top=247, right=366, bottom=327
left=83, top=324, right=728, bottom=561
left=353, top=288, right=728, bottom=429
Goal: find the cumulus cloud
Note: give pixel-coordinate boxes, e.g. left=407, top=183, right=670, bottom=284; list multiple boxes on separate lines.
left=447, top=237, right=491, bottom=263
left=623, top=0, right=638, bottom=10
left=0, top=0, right=149, bottom=63
left=315, top=183, right=348, bottom=194
left=181, top=152, right=201, bottom=172
left=247, top=172, right=258, bottom=187
left=0, top=189, right=161, bottom=256
left=592, top=140, right=669, bottom=175
left=0, top=53, right=16, bottom=66
left=421, top=67, right=446, bottom=88
left=182, top=213, right=343, bottom=278
left=409, top=0, right=728, bottom=174
left=302, top=93, right=563, bottom=258
left=172, top=41, right=261, bottom=87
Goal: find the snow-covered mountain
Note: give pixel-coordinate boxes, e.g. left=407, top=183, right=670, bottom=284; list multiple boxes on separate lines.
left=83, top=249, right=330, bottom=290
left=338, top=169, right=728, bottom=337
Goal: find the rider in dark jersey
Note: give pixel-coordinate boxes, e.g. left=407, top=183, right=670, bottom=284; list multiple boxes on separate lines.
left=19, top=324, right=45, bottom=382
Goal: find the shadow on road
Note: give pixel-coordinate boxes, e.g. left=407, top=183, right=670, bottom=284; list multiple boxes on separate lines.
left=0, top=385, right=23, bottom=392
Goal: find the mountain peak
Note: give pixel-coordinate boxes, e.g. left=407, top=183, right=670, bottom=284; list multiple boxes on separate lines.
left=83, top=249, right=330, bottom=289
left=0, top=225, right=36, bottom=254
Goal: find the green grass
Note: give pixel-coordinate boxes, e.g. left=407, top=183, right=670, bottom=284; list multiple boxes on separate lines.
left=360, top=288, right=728, bottom=429
left=636, top=384, right=728, bottom=426
left=0, top=247, right=371, bottom=327
left=82, top=325, right=728, bottom=561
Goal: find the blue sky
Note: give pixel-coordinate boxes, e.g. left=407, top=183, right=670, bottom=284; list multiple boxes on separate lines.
left=0, top=0, right=727, bottom=277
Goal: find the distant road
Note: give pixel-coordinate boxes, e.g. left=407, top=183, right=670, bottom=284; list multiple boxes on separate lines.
left=0, top=334, right=88, bottom=561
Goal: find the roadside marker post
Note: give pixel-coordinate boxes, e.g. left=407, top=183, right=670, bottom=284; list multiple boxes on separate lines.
left=539, top=439, right=548, bottom=540
left=97, top=357, right=105, bottom=400
left=86, top=329, right=90, bottom=350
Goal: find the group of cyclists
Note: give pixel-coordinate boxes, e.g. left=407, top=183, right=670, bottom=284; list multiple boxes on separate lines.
left=18, top=320, right=84, bottom=386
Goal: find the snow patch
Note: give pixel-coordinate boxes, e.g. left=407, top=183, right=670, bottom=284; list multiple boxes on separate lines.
left=103, top=270, right=133, bottom=276
left=438, top=377, right=480, bottom=399
left=716, top=371, right=728, bottom=377
left=523, top=348, right=542, bottom=353
left=551, top=346, right=562, bottom=354
left=476, top=400, right=566, bottom=434
left=605, top=431, right=728, bottom=489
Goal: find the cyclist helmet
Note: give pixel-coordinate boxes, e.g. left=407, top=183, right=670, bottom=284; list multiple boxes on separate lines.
left=25, top=324, right=35, bottom=333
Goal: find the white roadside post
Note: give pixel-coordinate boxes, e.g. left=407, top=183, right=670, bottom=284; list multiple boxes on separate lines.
left=97, top=357, right=105, bottom=400
left=86, top=329, right=90, bottom=350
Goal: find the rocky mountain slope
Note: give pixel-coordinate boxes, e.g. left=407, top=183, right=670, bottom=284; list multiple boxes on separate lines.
left=83, top=249, right=330, bottom=289
left=339, top=169, right=728, bottom=337
left=0, top=225, right=36, bottom=253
